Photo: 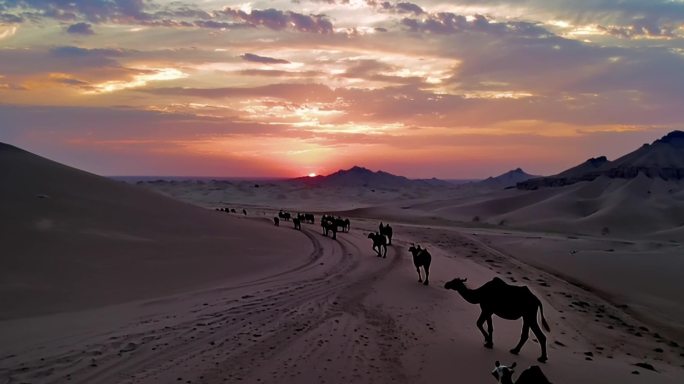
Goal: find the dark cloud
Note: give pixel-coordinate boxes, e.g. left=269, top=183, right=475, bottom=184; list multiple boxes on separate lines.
left=50, top=46, right=124, bottom=58
left=66, top=22, right=94, bottom=35
left=223, top=8, right=334, bottom=34
left=597, top=17, right=678, bottom=39
left=395, top=2, right=424, bottom=15
left=0, top=13, right=23, bottom=23
left=401, top=12, right=550, bottom=38
left=3, top=0, right=149, bottom=23
left=241, top=53, right=290, bottom=64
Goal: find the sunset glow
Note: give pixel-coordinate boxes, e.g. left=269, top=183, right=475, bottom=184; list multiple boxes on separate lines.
left=1, top=0, right=683, bottom=178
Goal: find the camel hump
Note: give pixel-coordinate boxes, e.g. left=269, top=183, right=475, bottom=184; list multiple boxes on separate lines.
left=516, top=365, right=551, bottom=384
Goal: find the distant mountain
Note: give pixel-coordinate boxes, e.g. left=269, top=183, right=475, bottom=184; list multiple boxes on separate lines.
left=518, top=131, right=684, bottom=189
left=294, top=166, right=449, bottom=188
left=478, top=168, right=540, bottom=188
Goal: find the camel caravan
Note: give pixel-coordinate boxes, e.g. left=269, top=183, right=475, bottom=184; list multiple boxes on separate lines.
left=218, top=207, right=554, bottom=372
left=271, top=211, right=352, bottom=234
left=272, top=211, right=316, bottom=230
left=320, top=214, right=351, bottom=239
left=215, top=207, right=241, bottom=214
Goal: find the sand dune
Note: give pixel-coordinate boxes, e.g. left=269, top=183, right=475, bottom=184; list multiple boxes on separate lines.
left=0, top=143, right=312, bottom=319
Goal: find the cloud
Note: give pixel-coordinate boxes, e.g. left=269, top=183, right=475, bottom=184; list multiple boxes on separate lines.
left=223, top=8, right=334, bottom=34
left=66, top=22, right=94, bottom=35
left=401, top=11, right=550, bottom=38
left=241, top=53, right=290, bottom=64
left=0, top=13, right=23, bottom=23
left=395, top=2, right=424, bottom=15
left=146, top=83, right=338, bottom=103
left=193, top=20, right=244, bottom=30
left=597, top=17, right=678, bottom=39
left=3, top=0, right=149, bottom=23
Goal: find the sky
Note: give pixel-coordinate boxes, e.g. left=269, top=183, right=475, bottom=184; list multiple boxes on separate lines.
left=0, top=0, right=683, bottom=178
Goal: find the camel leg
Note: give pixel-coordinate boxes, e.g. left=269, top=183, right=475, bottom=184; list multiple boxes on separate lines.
left=530, top=321, right=548, bottom=363
left=486, top=316, right=494, bottom=346
left=423, top=265, right=429, bottom=285
left=510, top=323, right=529, bottom=355
left=476, top=313, right=492, bottom=348
left=382, top=245, right=387, bottom=258
left=416, top=267, right=422, bottom=282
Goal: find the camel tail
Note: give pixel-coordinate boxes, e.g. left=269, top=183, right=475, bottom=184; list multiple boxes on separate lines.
left=539, top=300, right=551, bottom=332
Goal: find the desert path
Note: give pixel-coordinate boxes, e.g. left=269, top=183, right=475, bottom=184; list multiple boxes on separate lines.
left=2, top=218, right=683, bottom=384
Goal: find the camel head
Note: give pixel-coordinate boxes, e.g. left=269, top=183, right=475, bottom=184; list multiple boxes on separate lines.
left=367, top=233, right=375, bottom=239
left=408, top=243, right=420, bottom=254
left=444, top=277, right=467, bottom=290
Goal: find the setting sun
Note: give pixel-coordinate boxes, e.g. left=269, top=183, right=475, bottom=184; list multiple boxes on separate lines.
left=308, top=172, right=317, bottom=177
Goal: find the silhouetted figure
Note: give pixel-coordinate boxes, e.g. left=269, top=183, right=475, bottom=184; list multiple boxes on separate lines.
left=493, top=361, right=551, bottom=384
left=329, top=216, right=350, bottom=232
left=230, top=208, right=236, bottom=213
left=274, top=217, right=280, bottom=226
left=242, top=209, right=247, bottom=215
left=304, top=213, right=315, bottom=224
left=408, top=244, right=431, bottom=285
left=379, top=222, right=393, bottom=245
left=444, top=277, right=550, bottom=362
left=278, top=210, right=291, bottom=221
left=293, top=217, right=301, bottom=230
left=321, top=217, right=337, bottom=239
left=368, top=232, right=387, bottom=258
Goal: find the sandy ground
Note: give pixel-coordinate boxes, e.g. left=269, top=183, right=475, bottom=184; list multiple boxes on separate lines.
left=3, top=143, right=684, bottom=383
left=2, top=216, right=684, bottom=383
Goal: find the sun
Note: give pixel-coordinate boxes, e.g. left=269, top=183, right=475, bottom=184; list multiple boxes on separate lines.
left=308, top=172, right=317, bottom=177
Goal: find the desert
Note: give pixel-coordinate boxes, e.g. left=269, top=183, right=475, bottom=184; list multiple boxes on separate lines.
left=3, top=132, right=684, bottom=383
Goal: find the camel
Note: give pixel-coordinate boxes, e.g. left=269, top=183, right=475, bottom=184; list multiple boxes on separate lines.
left=322, top=219, right=337, bottom=239
left=278, top=211, right=291, bottom=221
left=379, top=222, right=393, bottom=245
left=407, top=244, right=431, bottom=285
left=334, top=217, right=350, bottom=232
left=444, top=277, right=550, bottom=362
left=493, top=361, right=551, bottom=384
left=304, top=213, right=315, bottom=224
left=230, top=209, right=236, bottom=213
left=293, top=217, right=301, bottom=230
left=274, top=217, right=280, bottom=226
left=368, top=232, right=387, bottom=258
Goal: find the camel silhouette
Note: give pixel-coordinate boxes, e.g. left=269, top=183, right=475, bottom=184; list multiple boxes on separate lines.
left=293, top=217, right=301, bottom=230
left=379, top=222, right=393, bottom=244
left=304, top=213, right=315, bottom=224
left=321, top=218, right=337, bottom=239
left=444, top=277, right=550, bottom=362
left=278, top=210, right=291, bottom=221
left=335, top=217, right=351, bottom=232
left=408, top=244, right=431, bottom=285
left=493, top=361, right=551, bottom=384
left=368, top=232, right=387, bottom=257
